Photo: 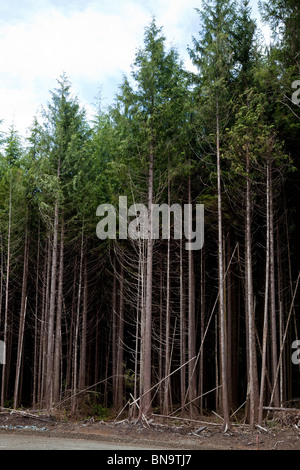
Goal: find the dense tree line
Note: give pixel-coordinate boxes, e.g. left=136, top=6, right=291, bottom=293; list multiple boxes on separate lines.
left=0, top=0, right=299, bottom=430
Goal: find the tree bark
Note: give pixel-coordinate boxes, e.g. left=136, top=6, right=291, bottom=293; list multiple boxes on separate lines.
left=53, top=218, right=64, bottom=403
left=163, top=178, right=171, bottom=415
left=216, top=105, right=230, bottom=429
left=116, top=259, right=124, bottom=410
left=1, top=171, right=12, bottom=408
left=258, top=159, right=270, bottom=425
left=45, top=157, right=61, bottom=409
left=269, top=160, right=280, bottom=407
left=71, top=226, right=84, bottom=413
left=139, top=140, right=154, bottom=417
left=245, top=143, right=259, bottom=428
left=32, top=224, right=40, bottom=409
left=13, top=222, right=29, bottom=409
left=187, top=172, right=197, bottom=418
left=180, top=237, right=186, bottom=416
left=79, top=252, right=88, bottom=391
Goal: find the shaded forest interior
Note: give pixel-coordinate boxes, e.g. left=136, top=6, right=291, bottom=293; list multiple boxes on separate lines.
left=0, top=0, right=299, bottom=430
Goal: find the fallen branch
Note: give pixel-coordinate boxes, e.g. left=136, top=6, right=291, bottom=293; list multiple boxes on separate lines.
left=151, top=413, right=249, bottom=427
left=263, top=406, right=300, bottom=413
left=128, top=356, right=197, bottom=409
left=255, top=424, right=268, bottom=432
left=212, top=410, right=224, bottom=422
left=171, top=385, right=222, bottom=416
left=0, top=407, right=54, bottom=423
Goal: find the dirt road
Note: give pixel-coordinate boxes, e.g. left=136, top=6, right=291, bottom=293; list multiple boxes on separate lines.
left=0, top=433, right=167, bottom=450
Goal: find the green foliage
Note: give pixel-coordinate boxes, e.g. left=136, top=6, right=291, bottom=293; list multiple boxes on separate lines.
left=0, top=1, right=299, bottom=418
left=90, top=403, right=109, bottom=420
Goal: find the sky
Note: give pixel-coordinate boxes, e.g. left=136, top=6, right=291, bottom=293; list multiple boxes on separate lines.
left=0, top=0, right=271, bottom=139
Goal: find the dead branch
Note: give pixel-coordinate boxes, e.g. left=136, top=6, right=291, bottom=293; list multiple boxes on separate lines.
left=0, top=407, right=54, bottom=423
left=263, top=406, right=300, bottom=413
left=151, top=413, right=250, bottom=427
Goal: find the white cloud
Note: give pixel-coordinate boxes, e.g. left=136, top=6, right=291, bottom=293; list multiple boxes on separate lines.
left=0, top=0, right=269, bottom=138
left=0, top=1, right=150, bottom=136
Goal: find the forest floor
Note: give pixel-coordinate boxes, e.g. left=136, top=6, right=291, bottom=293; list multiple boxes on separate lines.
left=0, top=408, right=300, bottom=450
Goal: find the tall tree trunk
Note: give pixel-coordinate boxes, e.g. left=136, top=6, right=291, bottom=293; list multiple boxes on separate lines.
left=269, top=160, right=280, bottom=407
left=245, top=143, right=259, bottom=428
left=258, top=159, right=270, bottom=425
left=139, top=140, right=154, bottom=417
left=132, top=244, right=143, bottom=419
left=187, top=171, right=197, bottom=418
left=112, top=254, right=118, bottom=407
left=158, top=256, right=163, bottom=409
left=216, top=105, right=230, bottom=429
left=199, top=247, right=205, bottom=414
left=277, top=225, right=284, bottom=406
left=1, top=172, right=12, bottom=407
left=38, top=236, right=51, bottom=407
left=79, top=253, right=88, bottom=391
left=71, top=226, right=84, bottom=413
left=66, top=259, right=77, bottom=391
left=163, top=178, right=171, bottom=415
left=32, top=224, right=40, bottom=409
left=180, top=237, right=186, bottom=416
left=226, top=235, right=232, bottom=409
left=0, top=230, right=3, bottom=328
left=116, top=259, right=124, bottom=411
left=13, top=222, right=29, bottom=408
left=45, top=199, right=59, bottom=409
left=45, top=158, right=61, bottom=408
left=53, top=218, right=64, bottom=403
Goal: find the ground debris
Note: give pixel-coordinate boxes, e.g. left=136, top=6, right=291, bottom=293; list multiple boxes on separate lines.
left=0, top=424, right=49, bottom=431
left=0, top=409, right=300, bottom=450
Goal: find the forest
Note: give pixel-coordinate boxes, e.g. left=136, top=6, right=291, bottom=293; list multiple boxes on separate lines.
left=0, top=0, right=299, bottom=432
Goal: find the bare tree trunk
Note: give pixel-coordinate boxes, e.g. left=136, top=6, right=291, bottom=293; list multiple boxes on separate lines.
left=226, top=235, right=232, bottom=409
left=163, top=179, right=171, bottom=415
left=66, top=258, right=77, bottom=391
left=53, top=218, right=64, bottom=403
left=245, top=143, right=259, bottom=428
left=215, top=314, right=219, bottom=411
left=138, top=241, right=146, bottom=416
left=269, top=160, right=280, bottom=407
left=158, top=257, right=163, bottom=409
left=38, top=236, right=51, bottom=407
left=0, top=230, right=3, bottom=328
left=45, top=200, right=59, bottom=409
left=72, top=226, right=84, bottom=414
left=79, top=253, right=88, bottom=391
left=116, top=259, right=124, bottom=411
left=277, top=225, right=284, bottom=406
left=216, top=106, right=230, bottom=430
left=187, top=172, right=197, bottom=418
left=32, top=224, right=40, bottom=409
left=1, top=172, right=12, bottom=407
left=132, top=244, right=143, bottom=419
left=180, top=237, right=186, bottom=416
left=139, top=141, right=154, bottom=417
left=112, top=254, right=117, bottom=407
left=13, top=222, right=29, bottom=408
left=258, top=160, right=270, bottom=425
left=199, top=247, right=205, bottom=414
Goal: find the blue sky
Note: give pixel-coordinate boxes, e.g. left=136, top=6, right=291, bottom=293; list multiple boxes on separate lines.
left=0, top=0, right=270, bottom=138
